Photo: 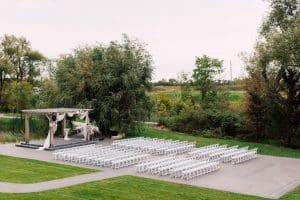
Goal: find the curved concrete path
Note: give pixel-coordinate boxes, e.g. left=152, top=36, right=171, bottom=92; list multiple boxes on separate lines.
left=0, top=171, right=121, bottom=193
left=1, top=142, right=300, bottom=199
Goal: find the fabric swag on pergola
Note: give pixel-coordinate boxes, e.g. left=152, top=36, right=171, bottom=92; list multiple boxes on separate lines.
left=21, top=108, right=92, bottom=149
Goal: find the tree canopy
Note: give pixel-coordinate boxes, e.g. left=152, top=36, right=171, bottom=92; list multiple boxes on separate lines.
left=56, top=35, right=153, bottom=134
left=192, top=55, right=223, bottom=102
left=246, top=0, right=300, bottom=147
left=0, top=34, right=45, bottom=110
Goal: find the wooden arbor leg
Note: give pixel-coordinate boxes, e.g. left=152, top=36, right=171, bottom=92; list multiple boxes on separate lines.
left=25, top=113, right=30, bottom=143
left=50, top=124, right=54, bottom=147
left=62, top=116, right=66, bottom=137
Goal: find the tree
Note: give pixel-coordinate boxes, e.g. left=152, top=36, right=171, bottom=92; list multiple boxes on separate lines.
left=25, top=50, right=45, bottom=84
left=56, top=35, right=153, bottom=134
left=0, top=52, right=14, bottom=107
left=0, top=34, right=46, bottom=112
left=245, top=0, right=300, bottom=147
left=261, top=0, right=300, bottom=37
left=177, top=71, right=192, bottom=101
left=0, top=34, right=44, bottom=82
left=168, top=78, right=178, bottom=85
left=192, top=55, right=223, bottom=101
left=3, top=81, right=33, bottom=112
left=34, top=79, right=58, bottom=108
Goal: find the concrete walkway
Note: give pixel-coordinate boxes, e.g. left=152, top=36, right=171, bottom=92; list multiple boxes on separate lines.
left=0, top=142, right=300, bottom=199
left=0, top=171, right=121, bottom=193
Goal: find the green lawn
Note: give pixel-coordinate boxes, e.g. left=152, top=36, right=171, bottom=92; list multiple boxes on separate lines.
left=0, top=154, right=98, bottom=183
left=1, top=176, right=299, bottom=200
left=0, top=176, right=266, bottom=200
left=140, top=127, right=300, bottom=159
left=280, top=186, right=300, bottom=200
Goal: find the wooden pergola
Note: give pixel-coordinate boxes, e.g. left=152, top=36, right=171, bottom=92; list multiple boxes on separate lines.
left=21, top=108, right=92, bottom=147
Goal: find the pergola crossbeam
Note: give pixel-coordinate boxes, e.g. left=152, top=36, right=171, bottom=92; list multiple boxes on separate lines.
left=21, top=108, right=92, bottom=146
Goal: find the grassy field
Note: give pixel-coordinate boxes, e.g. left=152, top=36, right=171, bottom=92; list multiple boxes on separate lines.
left=0, top=154, right=98, bottom=183
left=140, top=127, right=300, bottom=159
left=0, top=175, right=298, bottom=200
left=148, top=86, right=246, bottom=113
left=0, top=176, right=265, bottom=200
left=149, top=86, right=245, bottom=103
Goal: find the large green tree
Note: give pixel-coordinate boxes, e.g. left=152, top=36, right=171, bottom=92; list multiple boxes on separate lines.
left=0, top=35, right=45, bottom=111
left=0, top=34, right=44, bottom=82
left=246, top=0, right=300, bottom=147
left=56, top=35, right=153, bottom=134
left=192, top=55, right=223, bottom=102
left=0, top=52, right=14, bottom=107
left=3, top=81, right=33, bottom=112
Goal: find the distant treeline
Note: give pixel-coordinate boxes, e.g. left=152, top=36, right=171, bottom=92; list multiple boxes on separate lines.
left=152, top=78, right=246, bottom=91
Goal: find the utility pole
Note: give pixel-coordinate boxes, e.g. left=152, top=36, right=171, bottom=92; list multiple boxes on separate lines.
left=230, top=60, right=233, bottom=82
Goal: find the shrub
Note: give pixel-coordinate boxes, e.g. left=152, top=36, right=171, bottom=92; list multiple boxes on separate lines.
left=204, top=109, right=241, bottom=137
left=200, top=129, right=217, bottom=138
left=159, top=107, right=241, bottom=138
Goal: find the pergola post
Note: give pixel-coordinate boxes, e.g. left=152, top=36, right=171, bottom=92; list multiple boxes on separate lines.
left=50, top=121, right=54, bottom=147
left=25, top=113, right=30, bottom=143
left=62, top=114, right=66, bottom=136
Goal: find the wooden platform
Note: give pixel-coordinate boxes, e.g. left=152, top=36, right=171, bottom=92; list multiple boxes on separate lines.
left=16, top=138, right=96, bottom=151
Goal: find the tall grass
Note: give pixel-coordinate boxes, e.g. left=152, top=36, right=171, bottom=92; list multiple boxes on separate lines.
left=0, top=115, right=48, bottom=143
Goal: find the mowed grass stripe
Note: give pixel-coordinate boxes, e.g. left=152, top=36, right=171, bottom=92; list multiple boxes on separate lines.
left=0, top=154, right=98, bottom=183
left=0, top=176, right=266, bottom=200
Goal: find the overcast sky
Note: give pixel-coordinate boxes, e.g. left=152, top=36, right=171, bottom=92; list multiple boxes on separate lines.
left=0, top=0, right=269, bottom=81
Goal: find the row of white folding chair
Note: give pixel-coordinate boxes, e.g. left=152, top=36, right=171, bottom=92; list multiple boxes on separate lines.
left=157, top=159, right=195, bottom=176
left=65, top=148, right=121, bottom=163
left=148, top=158, right=187, bottom=174
left=191, top=145, right=228, bottom=159
left=127, top=138, right=180, bottom=144
left=111, top=154, right=150, bottom=169
left=54, top=144, right=100, bottom=155
left=123, top=143, right=190, bottom=155
left=53, top=144, right=97, bottom=159
left=231, top=149, right=258, bottom=164
left=135, top=157, right=175, bottom=173
left=113, top=137, right=144, bottom=143
left=146, top=143, right=192, bottom=155
left=60, top=146, right=127, bottom=163
left=170, top=160, right=209, bottom=178
left=220, top=147, right=249, bottom=162
left=116, top=140, right=187, bottom=151
left=188, top=144, right=219, bottom=155
left=95, top=152, right=141, bottom=167
left=190, top=144, right=219, bottom=154
left=181, top=161, right=220, bottom=180
left=163, top=144, right=194, bottom=155
left=59, top=146, right=117, bottom=162
left=55, top=147, right=100, bottom=161
left=85, top=151, right=123, bottom=165
left=82, top=149, right=131, bottom=165
left=113, top=138, right=163, bottom=146
left=209, top=145, right=239, bottom=161
left=114, top=138, right=194, bottom=150
left=187, top=145, right=224, bottom=157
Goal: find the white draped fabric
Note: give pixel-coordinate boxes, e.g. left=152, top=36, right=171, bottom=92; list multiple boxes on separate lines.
left=37, top=110, right=91, bottom=150
left=38, top=113, right=65, bottom=150
left=78, top=111, right=90, bottom=140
